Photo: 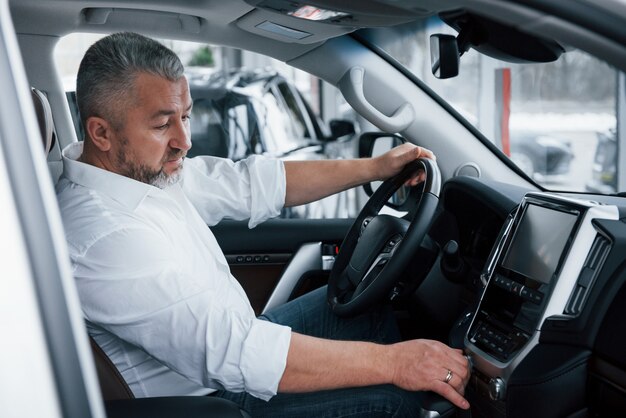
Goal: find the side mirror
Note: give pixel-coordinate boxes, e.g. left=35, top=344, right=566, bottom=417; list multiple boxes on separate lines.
left=359, top=132, right=418, bottom=210
left=327, top=119, right=356, bottom=141
left=430, top=34, right=460, bottom=79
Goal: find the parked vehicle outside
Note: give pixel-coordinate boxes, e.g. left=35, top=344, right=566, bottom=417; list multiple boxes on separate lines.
left=586, top=129, right=617, bottom=194
left=509, top=131, right=573, bottom=181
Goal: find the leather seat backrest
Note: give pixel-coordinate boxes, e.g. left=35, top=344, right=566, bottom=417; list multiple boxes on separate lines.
left=89, top=337, right=135, bottom=400
left=32, top=87, right=135, bottom=401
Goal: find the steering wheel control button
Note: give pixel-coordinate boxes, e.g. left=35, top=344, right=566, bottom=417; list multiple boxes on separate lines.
left=382, top=234, right=403, bottom=253
left=360, top=217, right=373, bottom=235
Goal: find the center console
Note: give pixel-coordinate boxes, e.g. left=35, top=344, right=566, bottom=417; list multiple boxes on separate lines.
left=464, top=192, right=618, bottom=410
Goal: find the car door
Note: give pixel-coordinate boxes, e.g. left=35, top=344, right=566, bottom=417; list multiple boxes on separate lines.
left=212, top=218, right=353, bottom=315
left=0, top=3, right=105, bottom=416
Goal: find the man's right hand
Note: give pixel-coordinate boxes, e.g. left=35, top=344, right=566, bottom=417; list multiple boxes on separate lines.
left=388, top=339, right=471, bottom=409
left=279, top=333, right=471, bottom=410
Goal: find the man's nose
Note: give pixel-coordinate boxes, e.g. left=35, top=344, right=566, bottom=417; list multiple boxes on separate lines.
left=170, top=120, right=192, bottom=151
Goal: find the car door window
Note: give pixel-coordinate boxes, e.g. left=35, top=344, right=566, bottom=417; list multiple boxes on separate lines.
left=55, top=34, right=361, bottom=219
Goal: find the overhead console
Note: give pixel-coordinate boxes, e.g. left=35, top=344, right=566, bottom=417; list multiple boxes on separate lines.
left=238, top=0, right=422, bottom=44
left=465, top=192, right=618, bottom=404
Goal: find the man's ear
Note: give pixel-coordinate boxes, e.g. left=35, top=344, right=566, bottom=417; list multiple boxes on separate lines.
left=85, top=116, right=113, bottom=152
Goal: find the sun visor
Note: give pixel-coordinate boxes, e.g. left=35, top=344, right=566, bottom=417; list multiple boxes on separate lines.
left=81, top=8, right=203, bottom=34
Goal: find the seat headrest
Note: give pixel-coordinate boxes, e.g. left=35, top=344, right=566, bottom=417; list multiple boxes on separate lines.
left=31, top=88, right=55, bottom=156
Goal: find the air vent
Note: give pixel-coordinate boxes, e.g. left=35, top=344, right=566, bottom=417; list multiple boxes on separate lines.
left=564, top=234, right=611, bottom=315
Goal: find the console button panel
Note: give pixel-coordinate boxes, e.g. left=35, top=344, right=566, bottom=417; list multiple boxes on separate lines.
left=469, top=317, right=530, bottom=361
left=492, top=274, right=543, bottom=304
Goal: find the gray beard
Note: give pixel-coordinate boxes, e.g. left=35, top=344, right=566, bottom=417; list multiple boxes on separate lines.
left=116, top=137, right=185, bottom=189
left=149, top=168, right=183, bottom=189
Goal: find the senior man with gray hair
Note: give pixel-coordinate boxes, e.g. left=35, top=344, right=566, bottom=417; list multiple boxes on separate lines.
left=56, top=32, right=470, bottom=417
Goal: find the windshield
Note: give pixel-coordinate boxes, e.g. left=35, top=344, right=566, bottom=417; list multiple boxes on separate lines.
left=360, top=18, right=624, bottom=194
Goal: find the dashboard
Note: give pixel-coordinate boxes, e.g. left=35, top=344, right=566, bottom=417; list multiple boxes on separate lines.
left=427, top=176, right=626, bottom=418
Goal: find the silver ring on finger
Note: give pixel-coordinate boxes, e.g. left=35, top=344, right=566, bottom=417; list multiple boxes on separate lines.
left=444, top=369, right=453, bottom=384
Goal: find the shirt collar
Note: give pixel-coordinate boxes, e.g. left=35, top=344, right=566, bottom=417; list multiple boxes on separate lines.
left=61, top=142, right=163, bottom=211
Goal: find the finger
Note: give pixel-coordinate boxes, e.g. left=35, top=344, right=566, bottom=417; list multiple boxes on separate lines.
left=446, top=369, right=467, bottom=394
left=432, top=380, right=470, bottom=410
left=439, top=363, right=470, bottom=391
left=417, top=146, right=436, bottom=161
left=448, top=363, right=470, bottom=387
left=404, top=174, right=423, bottom=186
left=446, top=351, right=471, bottom=374
left=439, top=365, right=467, bottom=393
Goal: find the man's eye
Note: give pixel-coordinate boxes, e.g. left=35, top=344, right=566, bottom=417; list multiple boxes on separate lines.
left=156, top=124, right=169, bottom=130
left=182, top=115, right=191, bottom=122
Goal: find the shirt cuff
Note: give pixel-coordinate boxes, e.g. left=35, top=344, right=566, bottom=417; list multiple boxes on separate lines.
left=239, top=318, right=291, bottom=400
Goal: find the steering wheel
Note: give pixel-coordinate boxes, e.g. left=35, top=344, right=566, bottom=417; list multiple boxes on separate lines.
left=328, top=158, right=441, bottom=317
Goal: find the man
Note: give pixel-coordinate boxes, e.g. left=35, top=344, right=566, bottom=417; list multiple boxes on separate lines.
left=56, top=32, right=470, bottom=417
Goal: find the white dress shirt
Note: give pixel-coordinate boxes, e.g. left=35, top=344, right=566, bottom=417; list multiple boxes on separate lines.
left=56, top=142, right=292, bottom=401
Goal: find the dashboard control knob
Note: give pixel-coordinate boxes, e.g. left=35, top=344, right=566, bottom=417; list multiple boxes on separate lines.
left=489, top=377, right=506, bottom=401
left=441, top=240, right=466, bottom=282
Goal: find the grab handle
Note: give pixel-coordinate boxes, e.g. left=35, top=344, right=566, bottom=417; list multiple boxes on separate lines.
left=339, top=67, right=414, bottom=133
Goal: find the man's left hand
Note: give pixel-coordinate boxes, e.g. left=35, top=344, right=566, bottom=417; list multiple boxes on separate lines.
left=373, top=143, right=436, bottom=186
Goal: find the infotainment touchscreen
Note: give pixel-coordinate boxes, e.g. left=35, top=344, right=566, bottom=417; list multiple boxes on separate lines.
left=468, top=200, right=581, bottom=361
left=502, top=204, right=578, bottom=284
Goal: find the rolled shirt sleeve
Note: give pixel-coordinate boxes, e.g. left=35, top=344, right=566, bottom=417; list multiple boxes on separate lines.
left=240, top=318, right=291, bottom=399
left=182, top=155, right=286, bottom=228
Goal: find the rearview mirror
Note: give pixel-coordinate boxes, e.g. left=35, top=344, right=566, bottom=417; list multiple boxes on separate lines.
left=430, top=34, right=460, bottom=79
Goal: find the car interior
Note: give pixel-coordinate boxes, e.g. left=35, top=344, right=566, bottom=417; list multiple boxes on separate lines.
left=2, top=0, right=626, bottom=418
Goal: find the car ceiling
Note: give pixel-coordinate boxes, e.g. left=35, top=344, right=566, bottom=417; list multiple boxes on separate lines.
left=8, top=0, right=626, bottom=72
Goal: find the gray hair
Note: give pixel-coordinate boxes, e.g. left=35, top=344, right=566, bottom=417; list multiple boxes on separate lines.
left=76, top=32, right=184, bottom=132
